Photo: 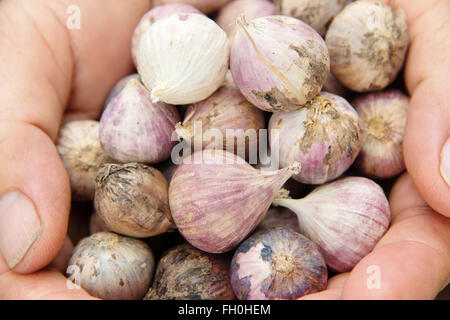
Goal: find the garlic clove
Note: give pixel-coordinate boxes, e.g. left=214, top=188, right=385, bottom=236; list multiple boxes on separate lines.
left=230, top=227, right=327, bottom=300
left=230, top=15, right=330, bottom=112
left=273, top=176, right=391, bottom=272
left=175, top=86, right=266, bottom=157
left=56, top=120, right=110, bottom=201
left=67, top=232, right=155, bottom=300
left=131, top=4, right=202, bottom=67
left=99, top=78, right=180, bottom=164
left=144, top=243, right=235, bottom=300
left=216, top=0, right=275, bottom=36
left=352, top=89, right=409, bottom=179
left=325, top=0, right=409, bottom=92
left=269, top=92, right=361, bottom=185
left=274, top=0, right=352, bottom=36
left=137, top=13, right=230, bottom=105
left=169, top=149, right=301, bottom=253
left=94, top=163, right=174, bottom=238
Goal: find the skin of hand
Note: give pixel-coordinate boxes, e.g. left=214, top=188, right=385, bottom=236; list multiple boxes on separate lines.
left=0, top=0, right=448, bottom=300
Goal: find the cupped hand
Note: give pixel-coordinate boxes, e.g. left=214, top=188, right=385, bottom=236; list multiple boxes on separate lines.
left=301, top=0, right=450, bottom=299
left=0, top=0, right=150, bottom=299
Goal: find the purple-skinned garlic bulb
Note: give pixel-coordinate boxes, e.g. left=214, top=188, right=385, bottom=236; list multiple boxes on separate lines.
left=272, top=176, right=391, bottom=272
left=230, top=227, right=327, bottom=300
left=137, top=13, right=229, bottom=105
left=99, top=79, right=180, bottom=164
left=230, top=15, right=330, bottom=112
left=175, top=86, right=266, bottom=156
left=269, top=92, right=361, bottom=185
left=104, top=74, right=142, bottom=108
left=169, top=149, right=301, bottom=253
left=144, top=243, right=235, bottom=300
left=94, top=163, right=174, bottom=238
left=326, top=0, right=409, bottom=92
left=216, top=0, right=275, bottom=36
left=352, top=89, right=409, bottom=178
left=131, top=4, right=202, bottom=67
left=274, top=0, right=352, bottom=36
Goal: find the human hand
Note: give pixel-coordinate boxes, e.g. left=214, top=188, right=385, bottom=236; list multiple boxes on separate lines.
left=0, top=0, right=150, bottom=299
left=300, top=0, right=450, bottom=299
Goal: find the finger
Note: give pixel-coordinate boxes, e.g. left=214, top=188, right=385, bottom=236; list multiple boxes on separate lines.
left=298, top=273, right=349, bottom=300
left=340, top=174, right=450, bottom=299
left=381, top=0, right=450, bottom=217
left=0, top=0, right=149, bottom=274
left=0, top=266, right=95, bottom=300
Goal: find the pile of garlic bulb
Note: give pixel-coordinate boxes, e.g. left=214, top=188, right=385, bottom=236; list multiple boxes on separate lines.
left=58, top=0, right=411, bottom=301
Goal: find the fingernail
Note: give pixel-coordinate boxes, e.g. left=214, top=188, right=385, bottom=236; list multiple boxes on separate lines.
left=441, top=138, right=450, bottom=187
left=0, top=191, right=41, bottom=269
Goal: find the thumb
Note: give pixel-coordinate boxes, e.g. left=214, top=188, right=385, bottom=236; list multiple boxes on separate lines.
left=0, top=122, right=71, bottom=273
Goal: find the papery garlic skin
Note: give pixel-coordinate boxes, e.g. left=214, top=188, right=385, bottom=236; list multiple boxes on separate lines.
left=353, top=89, right=409, bottom=178
left=269, top=92, right=360, bottom=184
left=230, top=227, right=327, bottom=300
left=230, top=15, right=330, bottom=112
left=176, top=86, right=266, bottom=155
left=67, top=232, right=155, bottom=300
left=152, top=0, right=232, bottom=14
left=322, top=72, right=348, bottom=97
left=131, top=4, right=202, bottom=66
left=275, top=0, right=352, bottom=36
left=56, top=120, right=110, bottom=201
left=169, top=149, right=301, bottom=253
left=144, top=244, right=235, bottom=300
left=137, top=13, right=229, bottom=105
left=326, top=0, right=408, bottom=92
left=273, top=176, right=391, bottom=272
left=94, top=163, right=174, bottom=238
left=100, top=79, right=180, bottom=164
left=217, top=0, right=275, bottom=36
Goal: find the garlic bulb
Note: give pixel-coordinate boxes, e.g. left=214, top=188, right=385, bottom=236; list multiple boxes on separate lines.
left=352, top=89, right=409, bottom=178
left=99, top=79, right=180, bottom=164
left=325, top=0, right=409, bottom=92
left=144, top=243, right=235, bottom=300
left=230, top=15, right=330, bottom=112
left=131, top=4, right=202, bottom=66
left=67, top=232, right=155, bottom=300
left=104, top=73, right=141, bottom=108
left=269, top=92, right=361, bottom=185
left=175, top=86, right=266, bottom=156
left=152, top=0, right=232, bottom=14
left=275, top=0, right=352, bottom=36
left=56, top=120, right=110, bottom=201
left=169, top=149, right=301, bottom=253
left=216, top=0, right=275, bottom=36
left=231, top=227, right=327, bottom=300
left=94, top=163, right=174, bottom=238
left=137, top=13, right=230, bottom=105
left=273, top=176, right=391, bottom=272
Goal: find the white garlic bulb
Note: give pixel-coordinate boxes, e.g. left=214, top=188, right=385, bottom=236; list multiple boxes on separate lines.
left=137, top=13, right=230, bottom=105
left=56, top=120, right=110, bottom=201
